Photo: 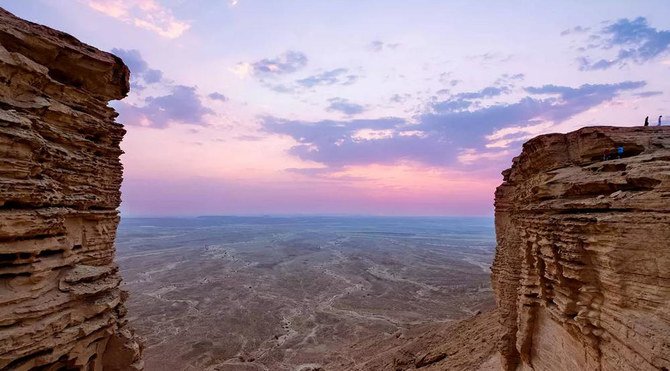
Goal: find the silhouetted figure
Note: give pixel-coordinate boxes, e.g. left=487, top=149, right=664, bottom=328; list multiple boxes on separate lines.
left=617, top=146, right=624, bottom=159
left=644, top=116, right=649, bottom=126
left=659, top=115, right=663, bottom=126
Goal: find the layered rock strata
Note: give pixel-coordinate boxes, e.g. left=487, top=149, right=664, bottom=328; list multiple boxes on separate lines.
left=493, top=126, right=670, bottom=370
left=0, top=7, right=142, bottom=370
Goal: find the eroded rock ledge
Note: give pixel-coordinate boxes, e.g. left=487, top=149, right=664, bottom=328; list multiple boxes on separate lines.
left=0, top=7, right=142, bottom=370
left=493, top=126, right=670, bottom=370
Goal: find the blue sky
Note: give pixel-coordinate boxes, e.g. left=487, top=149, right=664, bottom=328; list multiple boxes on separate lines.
left=3, top=0, right=669, bottom=216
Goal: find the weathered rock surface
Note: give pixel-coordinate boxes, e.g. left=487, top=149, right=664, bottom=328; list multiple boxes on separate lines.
left=323, top=310, right=500, bottom=370
left=0, top=7, right=142, bottom=370
left=493, top=126, right=670, bottom=370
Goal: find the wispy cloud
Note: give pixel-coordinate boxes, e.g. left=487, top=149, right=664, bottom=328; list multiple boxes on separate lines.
left=327, top=98, right=367, bottom=115
left=438, top=72, right=461, bottom=87
left=368, top=40, right=400, bottom=52
left=390, top=93, right=411, bottom=103
left=250, top=50, right=308, bottom=76
left=262, top=80, right=646, bottom=170
left=634, top=91, right=663, bottom=98
left=431, top=77, right=519, bottom=113
left=231, top=51, right=308, bottom=83
left=296, top=68, right=359, bottom=88
left=111, top=47, right=225, bottom=128
left=494, top=73, right=525, bottom=86
left=229, top=62, right=254, bottom=78
left=82, top=0, right=189, bottom=38
left=208, top=92, right=228, bottom=101
left=469, top=52, right=513, bottom=63
left=578, top=17, right=670, bottom=70
left=111, top=48, right=164, bottom=90
left=457, top=148, right=511, bottom=165
left=260, top=68, right=361, bottom=94
left=560, top=25, right=590, bottom=36
left=452, top=86, right=510, bottom=100
left=116, top=85, right=214, bottom=128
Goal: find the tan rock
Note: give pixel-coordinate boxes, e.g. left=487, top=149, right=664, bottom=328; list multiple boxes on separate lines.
left=493, top=126, right=670, bottom=370
left=0, top=7, right=142, bottom=370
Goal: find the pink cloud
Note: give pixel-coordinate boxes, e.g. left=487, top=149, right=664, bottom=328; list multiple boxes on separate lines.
left=82, top=0, right=189, bottom=38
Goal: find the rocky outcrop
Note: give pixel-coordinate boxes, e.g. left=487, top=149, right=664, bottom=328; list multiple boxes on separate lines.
left=493, top=126, right=670, bottom=370
left=0, top=7, right=142, bottom=370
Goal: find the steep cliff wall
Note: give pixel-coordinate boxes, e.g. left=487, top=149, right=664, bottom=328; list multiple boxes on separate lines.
left=0, top=8, right=142, bottom=370
left=493, top=126, right=670, bottom=370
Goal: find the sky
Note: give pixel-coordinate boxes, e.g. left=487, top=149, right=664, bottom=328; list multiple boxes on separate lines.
left=2, top=0, right=669, bottom=216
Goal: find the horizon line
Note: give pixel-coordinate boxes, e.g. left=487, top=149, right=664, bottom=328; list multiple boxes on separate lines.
left=119, top=213, right=495, bottom=219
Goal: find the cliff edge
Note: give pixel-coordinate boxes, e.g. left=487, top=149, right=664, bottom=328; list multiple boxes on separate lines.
left=0, top=7, right=142, bottom=370
left=493, top=126, right=670, bottom=370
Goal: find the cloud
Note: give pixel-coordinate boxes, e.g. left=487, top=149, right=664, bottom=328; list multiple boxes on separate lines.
left=263, top=83, right=295, bottom=94
left=142, top=69, right=163, bottom=84
left=453, top=86, right=510, bottom=100
left=296, top=68, right=359, bottom=88
left=432, top=99, right=472, bottom=113
left=261, top=68, right=361, bottom=94
left=110, top=48, right=221, bottom=129
left=390, top=93, right=411, bottom=103
left=560, top=26, right=590, bottom=36
left=250, top=50, right=308, bottom=76
left=262, top=81, right=645, bottom=170
left=578, top=17, right=670, bottom=70
left=110, top=47, right=227, bottom=130
left=233, top=51, right=309, bottom=86
left=457, top=148, right=511, bottom=165
left=230, top=62, right=253, bottom=78
left=431, top=79, right=518, bottom=114
left=116, top=85, right=213, bottom=128
left=368, top=40, right=401, bottom=52
left=470, top=52, right=513, bottom=63
left=262, top=117, right=414, bottom=167
left=438, top=72, right=461, bottom=86
left=326, top=98, right=367, bottom=115
left=523, top=81, right=645, bottom=121
left=111, top=48, right=164, bottom=89
left=82, top=0, right=189, bottom=38
left=494, top=73, right=525, bottom=86
left=634, top=91, right=663, bottom=98
left=208, top=92, right=228, bottom=101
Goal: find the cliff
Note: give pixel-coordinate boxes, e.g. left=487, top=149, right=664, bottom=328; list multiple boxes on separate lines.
left=0, top=7, right=142, bottom=370
left=493, top=126, right=670, bottom=370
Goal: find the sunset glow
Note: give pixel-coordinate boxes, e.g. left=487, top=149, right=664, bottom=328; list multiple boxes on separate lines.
left=4, top=0, right=669, bottom=216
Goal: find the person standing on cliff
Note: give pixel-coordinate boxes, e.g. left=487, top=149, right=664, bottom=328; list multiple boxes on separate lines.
left=645, top=116, right=649, bottom=126
left=659, top=115, right=663, bottom=126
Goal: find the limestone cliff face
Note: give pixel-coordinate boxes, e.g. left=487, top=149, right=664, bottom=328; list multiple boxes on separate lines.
left=0, top=8, right=142, bottom=370
left=493, top=126, right=670, bottom=370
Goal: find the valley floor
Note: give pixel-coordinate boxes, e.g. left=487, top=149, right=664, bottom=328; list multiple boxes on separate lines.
left=115, top=216, right=495, bottom=370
